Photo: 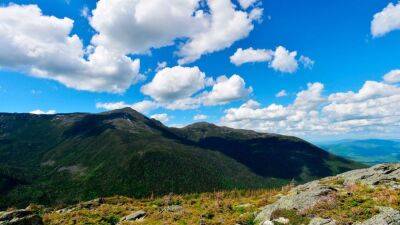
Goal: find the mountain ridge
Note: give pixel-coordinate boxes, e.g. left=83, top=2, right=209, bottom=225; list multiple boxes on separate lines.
left=0, top=109, right=363, bottom=209
left=321, top=139, right=400, bottom=165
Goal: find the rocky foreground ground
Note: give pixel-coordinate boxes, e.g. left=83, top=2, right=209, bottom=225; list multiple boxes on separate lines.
left=1, top=164, right=400, bottom=225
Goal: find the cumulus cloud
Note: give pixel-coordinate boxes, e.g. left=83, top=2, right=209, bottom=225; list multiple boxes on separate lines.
left=30, top=109, right=56, bottom=115
left=80, top=6, right=89, bottom=18
left=276, top=90, right=287, bottom=97
left=371, top=2, right=400, bottom=37
left=221, top=75, right=400, bottom=138
left=0, top=4, right=142, bottom=93
left=202, top=75, right=252, bottom=106
left=177, top=0, right=260, bottom=64
left=194, top=114, right=208, bottom=120
left=155, top=61, right=167, bottom=72
left=90, top=0, right=262, bottom=65
left=383, top=69, right=400, bottom=84
left=98, top=66, right=252, bottom=111
left=299, top=55, right=315, bottom=69
left=140, top=66, right=251, bottom=110
left=238, top=0, right=260, bottom=9
left=230, top=46, right=313, bottom=73
left=96, top=100, right=158, bottom=113
left=270, top=46, right=298, bottom=73
left=249, top=7, right=263, bottom=22
left=141, top=66, right=208, bottom=102
left=90, top=0, right=203, bottom=54
left=230, top=48, right=273, bottom=66
left=151, top=113, right=170, bottom=123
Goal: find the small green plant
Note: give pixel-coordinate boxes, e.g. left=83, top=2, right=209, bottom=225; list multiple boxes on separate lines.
left=101, top=214, right=119, bottom=225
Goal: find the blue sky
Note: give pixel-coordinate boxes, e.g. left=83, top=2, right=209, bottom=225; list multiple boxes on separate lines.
left=1, top=0, right=400, bottom=141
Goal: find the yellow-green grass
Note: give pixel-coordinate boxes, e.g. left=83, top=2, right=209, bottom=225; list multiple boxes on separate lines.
left=306, top=182, right=400, bottom=225
left=43, top=187, right=291, bottom=225
left=40, top=180, right=400, bottom=225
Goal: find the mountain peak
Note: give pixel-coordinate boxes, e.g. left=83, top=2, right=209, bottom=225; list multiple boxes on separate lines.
left=184, top=122, right=218, bottom=129
left=100, top=107, right=149, bottom=121
left=102, top=107, right=139, bottom=115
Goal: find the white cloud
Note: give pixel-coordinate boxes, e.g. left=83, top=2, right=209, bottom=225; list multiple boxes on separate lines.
left=131, top=100, right=159, bottom=113
left=139, top=66, right=251, bottom=110
left=299, top=55, right=315, bottom=69
left=194, top=114, right=208, bottom=120
left=220, top=75, right=400, bottom=139
left=96, top=100, right=158, bottom=113
left=155, top=61, right=167, bottom=72
left=249, top=7, right=263, bottom=22
left=90, top=0, right=261, bottom=65
left=371, top=2, right=400, bottom=37
left=141, top=66, right=208, bottom=102
left=383, top=69, right=400, bottom=84
left=276, top=90, right=287, bottom=97
left=90, top=0, right=203, bottom=54
left=238, top=0, right=260, bottom=9
left=0, top=4, right=142, bottom=93
left=202, top=75, right=252, bottom=106
left=230, top=46, right=312, bottom=73
left=151, top=113, right=170, bottom=123
left=81, top=6, right=89, bottom=18
left=270, top=46, right=298, bottom=73
left=177, top=0, right=260, bottom=64
left=30, top=109, right=56, bottom=115
left=164, top=97, right=202, bottom=110
left=230, top=48, right=273, bottom=66
left=293, top=83, right=324, bottom=110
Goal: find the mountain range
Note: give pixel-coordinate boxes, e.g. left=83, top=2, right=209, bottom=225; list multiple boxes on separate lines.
left=0, top=108, right=362, bottom=209
left=321, top=139, right=400, bottom=165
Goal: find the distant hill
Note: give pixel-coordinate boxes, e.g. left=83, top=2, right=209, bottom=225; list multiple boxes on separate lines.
left=320, top=139, right=400, bottom=165
left=0, top=108, right=362, bottom=209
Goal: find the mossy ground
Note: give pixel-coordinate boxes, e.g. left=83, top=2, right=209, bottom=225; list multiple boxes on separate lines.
left=21, top=177, right=400, bottom=225
left=43, top=188, right=290, bottom=225
left=305, top=179, right=400, bottom=225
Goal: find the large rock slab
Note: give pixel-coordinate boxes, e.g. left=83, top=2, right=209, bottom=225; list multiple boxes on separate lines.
left=117, top=210, right=146, bottom=224
left=338, top=164, right=400, bottom=187
left=0, top=209, right=43, bottom=225
left=255, top=180, right=337, bottom=223
left=355, top=207, right=400, bottom=225
left=308, top=218, right=336, bottom=225
left=255, top=164, right=400, bottom=225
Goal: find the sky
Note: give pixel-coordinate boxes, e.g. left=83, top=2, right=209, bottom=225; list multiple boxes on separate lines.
left=1, top=0, right=400, bottom=141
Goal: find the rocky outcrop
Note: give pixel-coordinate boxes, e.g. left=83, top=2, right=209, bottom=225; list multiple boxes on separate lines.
left=308, top=218, right=336, bottom=225
left=0, top=209, right=43, bottom=225
left=118, top=210, right=146, bottom=224
left=355, top=207, right=400, bottom=225
left=255, top=180, right=337, bottom=222
left=255, top=164, right=400, bottom=225
left=338, top=164, right=400, bottom=187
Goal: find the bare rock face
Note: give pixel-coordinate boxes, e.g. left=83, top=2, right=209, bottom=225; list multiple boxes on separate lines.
left=117, top=210, right=147, bottom=224
left=0, top=209, right=43, bottom=225
left=338, top=164, right=400, bottom=187
left=309, top=218, right=336, bottom=225
left=255, top=164, right=400, bottom=225
left=255, top=180, right=338, bottom=222
left=355, top=207, right=400, bottom=225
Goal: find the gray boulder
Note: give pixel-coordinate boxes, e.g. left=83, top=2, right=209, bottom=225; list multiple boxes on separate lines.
left=255, top=164, right=400, bottom=225
left=255, top=180, right=337, bottom=223
left=0, top=209, right=43, bottom=225
left=309, top=218, right=336, bottom=225
left=163, top=205, right=183, bottom=212
left=355, top=207, right=400, bottom=225
left=338, top=164, right=400, bottom=187
left=118, top=210, right=146, bottom=223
